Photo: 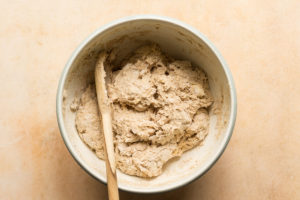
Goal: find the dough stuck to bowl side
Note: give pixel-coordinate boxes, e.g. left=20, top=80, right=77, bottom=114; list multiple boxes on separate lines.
left=73, top=44, right=213, bottom=178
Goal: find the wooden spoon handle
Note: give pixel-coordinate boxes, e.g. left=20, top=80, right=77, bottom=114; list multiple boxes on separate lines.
left=101, top=112, right=116, bottom=174
left=95, top=52, right=119, bottom=200
left=102, top=113, right=119, bottom=200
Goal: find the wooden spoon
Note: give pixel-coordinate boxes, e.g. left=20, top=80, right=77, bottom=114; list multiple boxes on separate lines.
left=95, top=52, right=119, bottom=200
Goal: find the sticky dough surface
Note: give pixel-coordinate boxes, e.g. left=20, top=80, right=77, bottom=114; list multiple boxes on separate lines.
left=75, top=44, right=213, bottom=177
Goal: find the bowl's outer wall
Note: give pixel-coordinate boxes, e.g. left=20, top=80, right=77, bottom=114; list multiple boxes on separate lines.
left=56, top=15, right=237, bottom=194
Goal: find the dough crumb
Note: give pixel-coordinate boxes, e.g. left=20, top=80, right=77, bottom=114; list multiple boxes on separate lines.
left=63, top=90, right=67, bottom=101
left=75, top=44, right=213, bottom=177
left=70, top=97, right=80, bottom=112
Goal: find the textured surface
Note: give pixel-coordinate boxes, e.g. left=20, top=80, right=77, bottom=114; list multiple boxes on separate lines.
left=0, top=0, right=299, bottom=199
left=75, top=44, right=212, bottom=178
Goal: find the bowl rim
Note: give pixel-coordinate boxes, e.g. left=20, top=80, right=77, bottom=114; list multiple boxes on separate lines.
left=56, top=14, right=237, bottom=194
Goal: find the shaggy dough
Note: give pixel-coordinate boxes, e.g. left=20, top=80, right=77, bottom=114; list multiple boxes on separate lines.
left=75, top=44, right=213, bottom=177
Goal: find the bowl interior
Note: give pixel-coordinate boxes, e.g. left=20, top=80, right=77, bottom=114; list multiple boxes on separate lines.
left=59, top=18, right=233, bottom=193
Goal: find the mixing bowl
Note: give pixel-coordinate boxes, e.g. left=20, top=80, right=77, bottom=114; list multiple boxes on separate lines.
left=56, top=15, right=237, bottom=193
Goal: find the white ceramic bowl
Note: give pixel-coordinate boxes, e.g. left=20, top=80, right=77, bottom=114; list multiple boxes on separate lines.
left=56, top=15, right=237, bottom=193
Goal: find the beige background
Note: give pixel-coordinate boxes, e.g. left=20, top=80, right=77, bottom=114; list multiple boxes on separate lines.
left=1, top=0, right=299, bottom=199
